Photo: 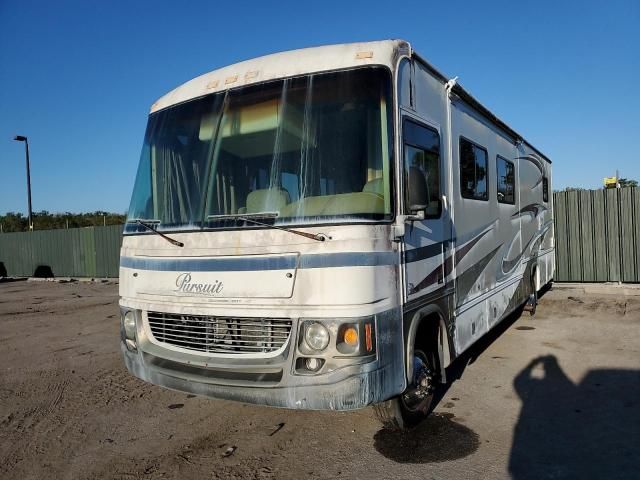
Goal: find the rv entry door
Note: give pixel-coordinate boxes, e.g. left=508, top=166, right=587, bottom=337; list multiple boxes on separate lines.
left=401, top=116, right=447, bottom=302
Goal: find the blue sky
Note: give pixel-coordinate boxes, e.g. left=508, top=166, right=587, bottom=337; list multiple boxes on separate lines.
left=1, top=0, right=638, bottom=215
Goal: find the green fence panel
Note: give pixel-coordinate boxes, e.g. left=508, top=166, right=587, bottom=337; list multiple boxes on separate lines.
left=0, top=225, right=120, bottom=278
left=567, top=191, right=583, bottom=281
left=605, top=188, right=621, bottom=282
left=591, top=190, right=608, bottom=281
left=0, top=232, right=29, bottom=276
left=550, top=187, right=639, bottom=283
left=95, top=225, right=123, bottom=278
left=578, top=190, right=595, bottom=281
left=634, top=190, right=640, bottom=283
left=554, top=192, right=569, bottom=281
left=620, top=188, right=637, bottom=282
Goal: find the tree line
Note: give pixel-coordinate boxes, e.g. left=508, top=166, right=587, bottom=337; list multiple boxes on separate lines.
left=0, top=211, right=126, bottom=233
left=556, top=178, right=637, bottom=193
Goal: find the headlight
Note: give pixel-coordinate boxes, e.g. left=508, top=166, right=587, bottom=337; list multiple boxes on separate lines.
left=123, top=311, right=136, bottom=340
left=304, top=322, right=330, bottom=351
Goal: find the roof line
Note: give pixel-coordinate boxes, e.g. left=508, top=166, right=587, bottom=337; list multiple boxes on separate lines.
left=412, top=52, right=552, bottom=164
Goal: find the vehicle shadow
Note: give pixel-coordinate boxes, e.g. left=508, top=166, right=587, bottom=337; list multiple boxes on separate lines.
left=509, top=356, right=639, bottom=479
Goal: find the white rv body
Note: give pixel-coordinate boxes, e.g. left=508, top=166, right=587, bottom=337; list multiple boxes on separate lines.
left=119, top=40, right=554, bottom=410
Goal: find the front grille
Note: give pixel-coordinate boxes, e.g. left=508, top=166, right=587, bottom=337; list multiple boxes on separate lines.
left=146, top=312, right=292, bottom=354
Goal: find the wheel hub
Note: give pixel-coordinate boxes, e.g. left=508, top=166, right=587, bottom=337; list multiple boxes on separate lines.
left=402, top=353, right=435, bottom=409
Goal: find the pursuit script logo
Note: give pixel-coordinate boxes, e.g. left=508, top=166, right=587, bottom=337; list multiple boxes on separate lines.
left=175, top=272, right=224, bottom=295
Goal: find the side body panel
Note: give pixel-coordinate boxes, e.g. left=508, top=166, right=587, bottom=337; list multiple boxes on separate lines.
left=400, top=56, right=554, bottom=362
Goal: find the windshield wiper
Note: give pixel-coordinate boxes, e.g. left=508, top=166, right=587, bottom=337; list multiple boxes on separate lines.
left=206, top=213, right=329, bottom=242
left=128, top=219, right=185, bottom=247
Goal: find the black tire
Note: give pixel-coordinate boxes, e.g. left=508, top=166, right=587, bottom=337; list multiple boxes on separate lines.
left=373, top=349, right=440, bottom=430
left=529, top=270, right=538, bottom=316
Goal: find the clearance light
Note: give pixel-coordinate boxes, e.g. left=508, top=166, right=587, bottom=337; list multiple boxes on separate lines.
left=356, top=51, right=373, bottom=59
left=344, top=327, right=359, bottom=346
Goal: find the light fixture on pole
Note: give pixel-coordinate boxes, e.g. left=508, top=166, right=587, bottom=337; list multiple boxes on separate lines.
left=13, top=135, right=33, bottom=231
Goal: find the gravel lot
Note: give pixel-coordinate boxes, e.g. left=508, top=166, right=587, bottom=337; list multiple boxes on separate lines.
left=1, top=280, right=638, bottom=480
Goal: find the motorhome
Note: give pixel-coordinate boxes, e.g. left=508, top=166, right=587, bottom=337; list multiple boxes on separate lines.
left=119, top=40, right=554, bottom=428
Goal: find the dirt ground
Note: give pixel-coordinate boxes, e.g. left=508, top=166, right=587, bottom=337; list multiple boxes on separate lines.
left=0, top=280, right=638, bottom=480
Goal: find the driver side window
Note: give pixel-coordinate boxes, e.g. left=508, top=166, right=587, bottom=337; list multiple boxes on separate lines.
left=403, top=119, right=441, bottom=218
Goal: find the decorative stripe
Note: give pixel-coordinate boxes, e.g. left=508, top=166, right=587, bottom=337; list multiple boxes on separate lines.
left=501, top=220, right=554, bottom=274
left=298, top=252, right=397, bottom=269
left=516, top=155, right=544, bottom=187
left=120, top=255, right=298, bottom=272
left=516, top=155, right=544, bottom=175
left=409, top=229, right=491, bottom=294
left=403, top=242, right=444, bottom=263
left=456, top=244, right=503, bottom=305
left=512, top=203, right=547, bottom=219
left=121, top=251, right=399, bottom=272
left=501, top=249, right=525, bottom=274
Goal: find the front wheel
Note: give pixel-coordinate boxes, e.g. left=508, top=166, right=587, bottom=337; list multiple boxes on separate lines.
left=373, top=349, right=440, bottom=430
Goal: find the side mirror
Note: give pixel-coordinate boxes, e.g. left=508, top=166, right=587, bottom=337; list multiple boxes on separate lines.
left=407, top=166, right=428, bottom=212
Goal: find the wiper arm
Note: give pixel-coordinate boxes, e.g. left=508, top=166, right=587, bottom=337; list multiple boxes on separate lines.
left=128, top=219, right=184, bottom=247
left=206, top=213, right=329, bottom=242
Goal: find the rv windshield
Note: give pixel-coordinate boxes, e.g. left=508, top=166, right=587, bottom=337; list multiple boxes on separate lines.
left=125, top=67, right=393, bottom=233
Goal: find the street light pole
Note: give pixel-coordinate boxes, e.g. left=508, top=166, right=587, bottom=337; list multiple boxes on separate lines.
left=13, top=135, right=33, bottom=231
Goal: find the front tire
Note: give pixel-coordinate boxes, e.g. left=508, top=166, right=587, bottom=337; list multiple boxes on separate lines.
left=373, top=349, right=440, bottom=430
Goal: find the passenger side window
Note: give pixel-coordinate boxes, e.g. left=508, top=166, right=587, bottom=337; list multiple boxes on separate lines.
left=542, top=177, right=549, bottom=203
left=496, top=156, right=515, bottom=204
left=403, top=119, right=441, bottom=217
left=459, top=138, right=488, bottom=201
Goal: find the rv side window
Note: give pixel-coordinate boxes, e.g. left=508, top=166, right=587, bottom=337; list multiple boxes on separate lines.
left=542, top=177, right=549, bottom=203
left=403, top=119, right=441, bottom=217
left=496, top=156, right=515, bottom=204
left=459, top=138, right=488, bottom=201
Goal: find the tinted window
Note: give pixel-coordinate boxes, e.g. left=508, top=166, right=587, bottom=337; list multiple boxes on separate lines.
left=543, top=177, right=549, bottom=202
left=460, top=138, right=488, bottom=200
left=496, top=156, right=515, bottom=204
left=403, top=119, right=440, bottom=217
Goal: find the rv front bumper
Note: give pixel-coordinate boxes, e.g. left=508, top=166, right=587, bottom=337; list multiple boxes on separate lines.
left=120, top=308, right=405, bottom=411
left=122, top=345, right=396, bottom=410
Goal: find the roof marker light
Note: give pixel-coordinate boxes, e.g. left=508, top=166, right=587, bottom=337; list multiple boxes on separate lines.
left=206, top=80, right=219, bottom=90
left=245, top=70, right=258, bottom=80
left=356, top=51, right=373, bottom=59
left=225, top=75, right=238, bottom=85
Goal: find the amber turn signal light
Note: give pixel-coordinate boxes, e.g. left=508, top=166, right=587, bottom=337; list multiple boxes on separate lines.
left=343, top=327, right=359, bottom=346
